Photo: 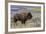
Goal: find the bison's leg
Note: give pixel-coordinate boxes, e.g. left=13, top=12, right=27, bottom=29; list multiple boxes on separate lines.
left=21, top=19, right=26, bottom=24
left=21, top=21, right=25, bottom=24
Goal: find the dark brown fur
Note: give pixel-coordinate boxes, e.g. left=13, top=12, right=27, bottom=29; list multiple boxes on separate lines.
left=13, top=12, right=32, bottom=24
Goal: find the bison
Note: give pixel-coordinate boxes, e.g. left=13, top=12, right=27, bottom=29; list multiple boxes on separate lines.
left=13, top=12, right=32, bottom=24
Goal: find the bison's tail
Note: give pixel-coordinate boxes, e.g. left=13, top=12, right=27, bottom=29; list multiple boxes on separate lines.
left=13, top=16, right=17, bottom=23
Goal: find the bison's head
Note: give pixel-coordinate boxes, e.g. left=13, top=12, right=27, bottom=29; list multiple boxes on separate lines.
left=27, top=12, right=32, bottom=19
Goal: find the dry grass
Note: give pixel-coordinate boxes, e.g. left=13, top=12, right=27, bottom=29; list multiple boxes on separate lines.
left=11, top=15, right=41, bottom=28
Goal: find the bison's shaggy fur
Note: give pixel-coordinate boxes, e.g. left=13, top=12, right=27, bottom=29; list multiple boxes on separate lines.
left=13, top=12, right=32, bottom=24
